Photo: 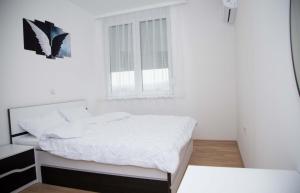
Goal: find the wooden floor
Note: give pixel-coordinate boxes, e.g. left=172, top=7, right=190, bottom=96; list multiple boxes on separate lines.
left=190, top=140, right=244, bottom=167
left=21, top=184, right=93, bottom=193
left=21, top=140, right=244, bottom=193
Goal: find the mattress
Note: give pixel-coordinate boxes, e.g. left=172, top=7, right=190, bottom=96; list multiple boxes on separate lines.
left=39, top=114, right=197, bottom=173
left=13, top=134, right=39, bottom=148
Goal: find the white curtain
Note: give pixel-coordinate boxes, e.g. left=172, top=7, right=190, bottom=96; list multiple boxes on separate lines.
left=109, top=23, right=135, bottom=94
left=104, top=7, right=173, bottom=98
left=140, top=18, right=170, bottom=91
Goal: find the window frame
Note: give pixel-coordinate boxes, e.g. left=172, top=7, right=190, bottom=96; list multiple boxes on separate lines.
left=104, top=10, right=174, bottom=99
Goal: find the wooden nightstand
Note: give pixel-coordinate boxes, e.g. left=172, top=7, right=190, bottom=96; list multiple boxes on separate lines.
left=0, top=144, right=36, bottom=193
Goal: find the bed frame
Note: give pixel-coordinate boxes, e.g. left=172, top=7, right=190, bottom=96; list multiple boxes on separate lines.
left=8, top=100, right=192, bottom=193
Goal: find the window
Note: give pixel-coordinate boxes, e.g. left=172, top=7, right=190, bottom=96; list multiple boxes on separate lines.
left=140, top=18, right=170, bottom=92
left=104, top=8, right=172, bottom=99
left=109, top=24, right=135, bottom=96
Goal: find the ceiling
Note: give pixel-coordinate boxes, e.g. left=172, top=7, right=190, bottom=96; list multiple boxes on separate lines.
left=69, top=0, right=187, bottom=17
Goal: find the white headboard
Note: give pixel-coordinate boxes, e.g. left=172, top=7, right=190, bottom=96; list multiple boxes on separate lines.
left=8, top=100, right=87, bottom=143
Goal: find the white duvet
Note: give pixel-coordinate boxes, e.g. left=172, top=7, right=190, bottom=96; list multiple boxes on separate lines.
left=39, top=114, right=197, bottom=173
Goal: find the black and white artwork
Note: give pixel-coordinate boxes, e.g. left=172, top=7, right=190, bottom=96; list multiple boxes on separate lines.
left=23, top=18, right=71, bottom=59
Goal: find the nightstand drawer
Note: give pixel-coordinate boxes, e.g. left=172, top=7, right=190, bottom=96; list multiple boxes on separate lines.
left=0, top=149, right=34, bottom=175
left=0, top=166, right=36, bottom=193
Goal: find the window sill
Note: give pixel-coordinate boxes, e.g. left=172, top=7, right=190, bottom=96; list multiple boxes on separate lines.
left=106, top=93, right=175, bottom=101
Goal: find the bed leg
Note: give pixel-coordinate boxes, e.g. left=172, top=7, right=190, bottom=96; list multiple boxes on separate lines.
left=167, top=173, right=172, bottom=193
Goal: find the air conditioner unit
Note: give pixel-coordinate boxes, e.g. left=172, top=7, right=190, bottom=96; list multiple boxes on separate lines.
left=222, top=0, right=238, bottom=24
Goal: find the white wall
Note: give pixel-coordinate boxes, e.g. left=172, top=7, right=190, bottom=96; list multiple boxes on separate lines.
left=236, top=0, right=300, bottom=169
left=94, top=0, right=238, bottom=140
left=0, top=0, right=96, bottom=145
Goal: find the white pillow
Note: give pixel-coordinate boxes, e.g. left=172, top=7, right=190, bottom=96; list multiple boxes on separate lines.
left=18, top=111, right=67, bottom=138
left=58, top=107, right=91, bottom=122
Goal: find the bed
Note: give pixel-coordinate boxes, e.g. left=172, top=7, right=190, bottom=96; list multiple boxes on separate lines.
left=8, top=100, right=196, bottom=193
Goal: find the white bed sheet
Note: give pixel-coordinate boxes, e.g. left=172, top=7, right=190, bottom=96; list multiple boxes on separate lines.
left=39, top=115, right=197, bottom=173
left=13, top=134, right=39, bottom=148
